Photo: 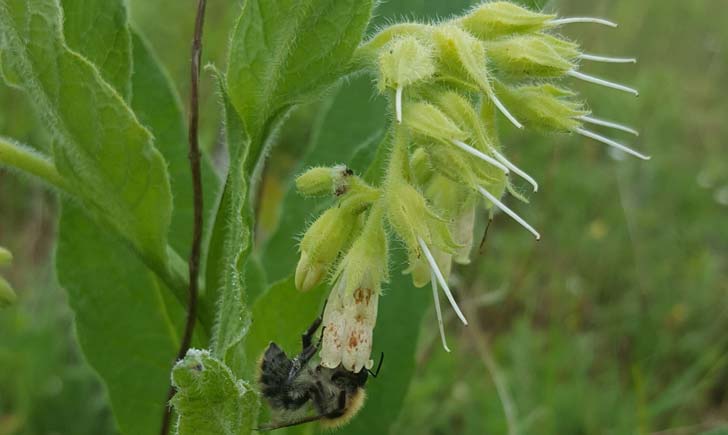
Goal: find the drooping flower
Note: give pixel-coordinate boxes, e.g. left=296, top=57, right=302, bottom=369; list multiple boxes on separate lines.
left=294, top=2, right=647, bottom=360
left=320, top=205, right=388, bottom=373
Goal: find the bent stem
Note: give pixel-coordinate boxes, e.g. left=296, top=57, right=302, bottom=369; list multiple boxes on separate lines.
left=0, top=140, right=197, bottom=321
left=0, top=137, right=70, bottom=191
left=160, top=0, right=208, bottom=434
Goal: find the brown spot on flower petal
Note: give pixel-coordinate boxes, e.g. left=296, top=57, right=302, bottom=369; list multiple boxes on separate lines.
left=349, top=334, right=359, bottom=349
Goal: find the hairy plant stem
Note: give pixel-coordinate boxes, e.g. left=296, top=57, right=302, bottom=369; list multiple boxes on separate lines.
left=0, top=137, right=213, bottom=331
left=0, top=137, right=69, bottom=191
left=159, top=0, right=208, bottom=433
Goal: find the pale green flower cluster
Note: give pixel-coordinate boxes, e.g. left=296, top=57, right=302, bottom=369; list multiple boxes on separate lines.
left=295, top=1, right=646, bottom=367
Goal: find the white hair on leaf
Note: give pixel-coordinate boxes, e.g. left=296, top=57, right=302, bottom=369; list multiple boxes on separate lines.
left=579, top=115, right=639, bottom=136
left=477, top=186, right=541, bottom=240
left=431, top=270, right=451, bottom=353
left=575, top=128, right=651, bottom=160
left=550, top=17, right=618, bottom=27
left=567, top=70, right=639, bottom=96
left=488, top=91, right=523, bottom=129
left=452, top=140, right=510, bottom=174
left=418, top=237, right=468, bottom=326
left=579, top=53, right=637, bottom=64
left=490, top=148, right=538, bottom=192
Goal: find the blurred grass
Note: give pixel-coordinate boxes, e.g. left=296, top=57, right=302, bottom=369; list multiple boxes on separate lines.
left=1, top=0, right=726, bottom=434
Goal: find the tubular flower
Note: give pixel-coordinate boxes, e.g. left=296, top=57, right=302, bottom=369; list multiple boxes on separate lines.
left=320, top=205, right=388, bottom=373
left=294, top=1, right=646, bottom=360
left=294, top=170, right=380, bottom=292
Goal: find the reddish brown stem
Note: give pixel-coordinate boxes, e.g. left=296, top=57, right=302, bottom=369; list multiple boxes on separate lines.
left=159, top=0, right=207, bottom=433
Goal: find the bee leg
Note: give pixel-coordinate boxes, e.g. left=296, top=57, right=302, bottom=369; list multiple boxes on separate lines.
left=290, top=316, right=323, bottom=377
left=301, top=315, right=323, bottom=350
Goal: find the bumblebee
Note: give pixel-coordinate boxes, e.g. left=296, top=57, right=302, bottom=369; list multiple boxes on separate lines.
left=257, top=314, right=382, bottom=431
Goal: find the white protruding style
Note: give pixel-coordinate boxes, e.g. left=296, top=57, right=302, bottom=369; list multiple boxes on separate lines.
left=396, top=85, right=403, bottom=124
left=579, top=115, right=639, bottom=136
left=579, top=53, right=637, bottom=64
left=490, top=148, right=539, bottom=192
left=567, top=70, right=639, bottom=96
left=452, top=140, right=510, bottom=174
left=431, top=270, right=451, bottom=353
left=477, top=186, right=541, bottom=240
left=418, top=237, right=468, bottom=326
left=488, top=91, right=524, bottom=129
left=550, top=17, right=618, bottom=27
left=575, top=128, right=651, bottom=160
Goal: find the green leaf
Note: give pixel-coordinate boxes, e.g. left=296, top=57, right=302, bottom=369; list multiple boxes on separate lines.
left=226, top=0, right=374, bottom=140
left=205, top=75, right=254, bottom=374
left=261, top=77, right=386, bottom=283
left=172, top=349, right=258, bottom=435
left=56, top=204, right=183, bottom=435
left=0, top=0, right=173, bottom=269
left=60, top=0, right=132, bottom=99
left=244, top=277, right=327, bottom=378
left=130, top=30, right=219, bottom=261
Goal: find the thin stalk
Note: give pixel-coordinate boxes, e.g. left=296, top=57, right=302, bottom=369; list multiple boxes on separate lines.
left=0, top=137, right=69, bottom=191
left=160, top=0, right=207, bottom=433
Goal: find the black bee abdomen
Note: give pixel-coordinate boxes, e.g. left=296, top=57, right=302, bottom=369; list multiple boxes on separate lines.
left=259, top=342, right=312, bottom=411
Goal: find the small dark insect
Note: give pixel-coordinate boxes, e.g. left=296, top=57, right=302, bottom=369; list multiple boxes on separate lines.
left=257, top=313, right=383, bottom=431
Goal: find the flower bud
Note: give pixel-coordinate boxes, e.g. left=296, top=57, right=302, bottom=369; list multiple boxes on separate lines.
left=320, top=207, right=387, bottom=372
left=410, top=147, right=433, bottom=185
left=295, top=205, right=360, bottom=292
left=496, top=83, right=587, bottom=132
left=486, top=35, right=576, bottom=78
left=458, top=2, right=554, bottom=40
left=424, top=142, right=501, bottom=188
left=432, top=25, right=493, bottom=95
left=378, top=36, right=436, bottom=92
left=452, top=203, right=476, bottom=265
left=424, top=175, right=476, bottom=265
left=404, top=101, right=465, bottom=143
left=539, top=34, right=581, bottom=61
left=0, top=276, right=16, bottom=308
left=384, top=180, right=459, bottom=262
left=295, top=164, right=352, bottom=197
left=409, top=247, right=452, bottom=288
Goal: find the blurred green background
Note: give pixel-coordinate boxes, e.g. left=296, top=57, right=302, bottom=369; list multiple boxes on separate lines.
left=1, top=0, right=726, bottom=434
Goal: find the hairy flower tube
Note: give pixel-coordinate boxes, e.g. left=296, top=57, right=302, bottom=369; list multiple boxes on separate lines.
left=319, top=204, right=388, bottom=372
left=295, top=1, right=647, bottom=361
left=0, top=246, right=16, bottom=308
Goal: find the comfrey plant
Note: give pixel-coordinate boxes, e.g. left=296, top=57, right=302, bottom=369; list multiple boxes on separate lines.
left=0, top=0, right=645, bottom=433
left=295, top=1, right=646, bottom=369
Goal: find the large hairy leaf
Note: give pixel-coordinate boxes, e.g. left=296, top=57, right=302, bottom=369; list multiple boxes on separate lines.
left=60, top=0, right=132, bottom=99
left=226, top=0, right=374, bottom=140
left=172, top=350, right=258, bottom=435
left=0, top=0, right=172, bottom=268
left=130, top=31, right=219, bottom=261
left=205, top=76, right=254, bottom=373
left=57, top=204, right=182, bottom=435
